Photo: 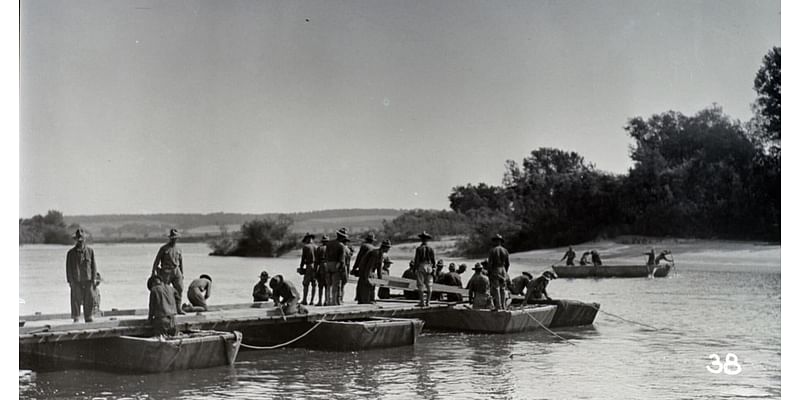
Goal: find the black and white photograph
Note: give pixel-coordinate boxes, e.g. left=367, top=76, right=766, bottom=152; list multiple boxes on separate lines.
left=17, top=1, right=782, bottom=398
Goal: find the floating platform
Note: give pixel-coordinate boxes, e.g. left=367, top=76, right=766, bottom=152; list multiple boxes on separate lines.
left=414, top=304, right=558, bottom=334
left=515, top=299, right=600, bottom=328
left=20, top=329, right=241, bottom=373
left=552, top=263, right=672, bottom=278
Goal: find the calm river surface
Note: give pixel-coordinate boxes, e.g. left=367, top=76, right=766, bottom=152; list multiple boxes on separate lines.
left=19, top=242, right=780, bottom=399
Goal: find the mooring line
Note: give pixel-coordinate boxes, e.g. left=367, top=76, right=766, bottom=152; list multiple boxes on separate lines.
left=239, top=314, right=328, bottom=350
left=520, top=309, right=576, bottom=346
left=581, top=302, right=661, bottom=331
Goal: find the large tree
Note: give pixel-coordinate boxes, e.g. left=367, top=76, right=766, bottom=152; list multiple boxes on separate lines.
left=752, top=46, right=780, bottom=148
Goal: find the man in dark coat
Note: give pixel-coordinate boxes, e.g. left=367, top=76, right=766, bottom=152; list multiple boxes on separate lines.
left=65, top=229, right=97, bottom=323
left=356, top=240, right=391, bottom=304
left=508, top=271, right=533, bottom=296
left=438, top=263, right=463, bottom=302
left=591, top=250, right=602, bottom=266
left=402, top=261, right=419, bottom=300
left=148, top=275, right=177, bottom=337
left=151, top=228, right=185, bottom=314
left=487, top=234, right=510, bottom=310
left=314, top=236, right=328, bottom=306
left=298, top=233, right=317, bottom=305
left=466, top=263, right=491, bottom=309
left=413, top=231, right=436, bottom=307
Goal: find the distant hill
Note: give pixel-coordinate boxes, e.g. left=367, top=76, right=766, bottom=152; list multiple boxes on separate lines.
left=65, top=209, right=406, bottom=241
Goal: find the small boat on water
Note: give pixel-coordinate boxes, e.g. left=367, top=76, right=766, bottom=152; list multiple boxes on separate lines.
left=240, top=317, right=424, bottom=351
left=552, top=263, right=672, bottom=278
left=20, top=330, right=242, bottom=373
left=417, top=304, right=558, bottom=334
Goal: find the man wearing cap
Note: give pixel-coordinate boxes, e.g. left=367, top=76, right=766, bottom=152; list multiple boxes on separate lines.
left=402, top=261, right=419, bottom=300
left=324, top=228, right=348, bottom=305
left=152, top=228, right=185, bottom=314
left=377, top=255, right=393, bottom=299
left=509, top=272, right=534, bottom=296
left=487, top=234, right=510, bottom=310
left=269, top=274, right=301, bottom=315
left=253, top=271, right=272, bottom=302
left=314, top=236, right=328, bottom=306
left=356, top=240, right=392, bottom=304
left=438, top=263, right=464, bottom=302
left=413, top=231, right=436, bottom=307
left=298, top=233, right=317, bottom=306
left=65, top=229, right=97, bottom=323
left=523, top=271, right=558, bottom=303
left=340, top=237, right=354, bottom=304
left=561, top=246, right=577, bottom=266
left=466, top=263, right=492, bottom=309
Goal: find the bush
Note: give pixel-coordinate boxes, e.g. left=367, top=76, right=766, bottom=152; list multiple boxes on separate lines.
left=208, top=215, right=299, bottom=257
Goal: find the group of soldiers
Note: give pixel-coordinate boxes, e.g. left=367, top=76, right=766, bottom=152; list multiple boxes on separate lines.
left=558, top=245, right=672, bottom=266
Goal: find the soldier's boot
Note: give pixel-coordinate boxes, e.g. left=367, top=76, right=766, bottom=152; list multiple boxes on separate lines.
left=301, top=286, right=309, bottom=305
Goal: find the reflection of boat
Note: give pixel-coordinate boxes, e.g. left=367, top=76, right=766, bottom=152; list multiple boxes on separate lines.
left=416, top=304, right=558, bottom=334
left=20, top=330, right=242, bottom=373
left=241, top=317, right=424, bottom=351
left=552, top=263, right=672, bottom=278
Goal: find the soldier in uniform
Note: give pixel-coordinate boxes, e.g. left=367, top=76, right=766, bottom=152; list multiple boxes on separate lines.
left=269, top=274, right=301, bottom=315
left=340, top=237, right=354, bottom=304
left=314, top=236, right=328, bottom=306
left=253, top=271, right=272, bottom=302
left=509, top=271, right=533, bottom=296
left=579, top=251, right=591, bottom=266
left=487, top=234, right=510, bottom=310
left=591, top=250, right=603, bottom=266
left=522, top=271, right=558, bottom=304
left=466, top=263, right=491, bottom=309
left=643, top=248, right=656, bottom=265
left=324, top=228, right=348, bottom=305
left=151, top=228, right=185, bottom=314
left=413, top=231, right=436, bottom=307
left=356, top=240, right=392, bottom=304
left=65, top=229, right=97, bottom=323
left=560, top=246, right=577, bottom=266
left=298, top=233, right=317, bottom=305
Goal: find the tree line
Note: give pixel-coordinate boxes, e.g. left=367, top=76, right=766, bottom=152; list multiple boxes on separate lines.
left=19, top=210, right=81, bottom=244
left=385, top=47, right=781, bottom=256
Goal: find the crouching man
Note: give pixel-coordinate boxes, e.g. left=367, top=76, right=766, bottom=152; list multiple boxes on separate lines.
left=269, top=275, right=302, bottom=315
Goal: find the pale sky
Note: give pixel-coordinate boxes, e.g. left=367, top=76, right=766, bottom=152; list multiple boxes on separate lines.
left=19, top=0, right=780, bottom=216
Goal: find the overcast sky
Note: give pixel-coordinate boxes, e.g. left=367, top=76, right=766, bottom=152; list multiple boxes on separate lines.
left=20, top=0, right=780, bottom=216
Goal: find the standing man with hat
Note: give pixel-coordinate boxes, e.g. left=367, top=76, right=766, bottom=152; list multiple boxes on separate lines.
left=298, top=233, right=317, bottom=305
left=340, top=236, right=354, bottom=304
left=560, top=246, right=577, bottom=266
left=487, top=234, right=510, bottom=310
left=413, top=231, right=436, bottom=307
left=356, top=240, right=392, bottom=304
left=522, top=271, right=558, bottom=304
left=314, top=235, right=328, bottom=306
left=351, top=232, right=377, bottom=300
left=466, top=263, right=491, bottom=309
left=65, top=229, right=97, bottom=323
left=324, top=228, right=348, bottom=305
left=152, top=228, right=185, bottom=315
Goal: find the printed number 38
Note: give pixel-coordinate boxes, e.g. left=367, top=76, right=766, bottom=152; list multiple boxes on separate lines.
left=706, top=353, right=742, bottom=375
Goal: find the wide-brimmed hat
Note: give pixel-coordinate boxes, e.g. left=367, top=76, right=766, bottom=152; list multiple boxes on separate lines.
left=321, top=235, right=329, bottom=243
left=363, top=232, right=376, bottom=241
left=436, top=259, right=444, bottom=266
left=418, top=231, right=432, bottom=240
left=303, top=232, right=315, bottom=241
left=167, top=228, right=180, bottom=238
left=259, top=270, right=270, bottom=278
left=543, top=271, right=558, bottom=280
left=380, top=239, right=392, bottom=248
left=473, top=263, right=483, bottom=271
left=522, top=271, right=533, bottom=279
left=491, top=233, right=504, bottom=242
left=336, top=228, right=349, bottom=239
left=72, top=229, right=86, bottom=240
left=200, top=274, right=212, bottom=282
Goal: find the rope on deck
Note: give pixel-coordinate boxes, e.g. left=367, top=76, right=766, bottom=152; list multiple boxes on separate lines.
left=520, top=309, right=576, bottom=346
left=239, top=314, right=328, bottom=350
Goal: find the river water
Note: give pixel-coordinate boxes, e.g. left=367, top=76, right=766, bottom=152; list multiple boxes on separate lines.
left=19, top=242, right=780, bottom=399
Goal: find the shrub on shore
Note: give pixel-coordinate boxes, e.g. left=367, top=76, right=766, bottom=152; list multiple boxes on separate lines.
left=208, top=215, right=298, bottom=257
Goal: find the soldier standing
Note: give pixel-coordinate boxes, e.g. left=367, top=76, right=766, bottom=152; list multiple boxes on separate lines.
left=152, top=228, right=185, bottom=314
left=65, top=229, right=97, bottom=323
left=487, top=234, right=510, bottom=310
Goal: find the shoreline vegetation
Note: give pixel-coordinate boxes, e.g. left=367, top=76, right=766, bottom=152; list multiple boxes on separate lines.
left=20, top=48, right=779, bottom=258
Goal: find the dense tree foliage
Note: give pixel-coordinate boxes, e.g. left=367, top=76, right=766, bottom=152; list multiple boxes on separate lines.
left=450, top=47, right=780, bottom=254
left=208, top=215, right=298, bottom=257
left=19, top=210, right=81, bottom=244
